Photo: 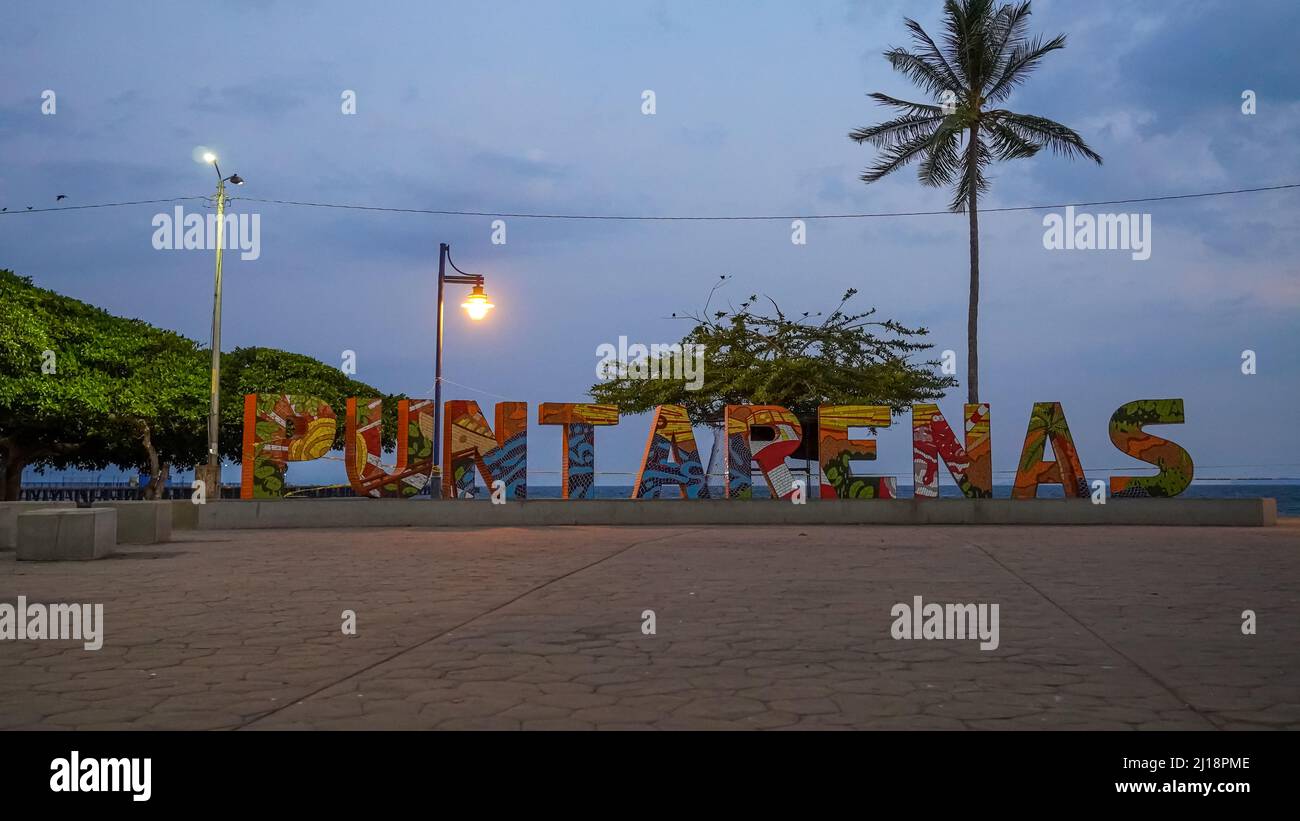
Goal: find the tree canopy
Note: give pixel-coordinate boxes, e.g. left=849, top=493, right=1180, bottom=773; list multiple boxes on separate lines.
left=0, top=269, right=397, bottom=499
left=589, top=282, right=956, bottom=423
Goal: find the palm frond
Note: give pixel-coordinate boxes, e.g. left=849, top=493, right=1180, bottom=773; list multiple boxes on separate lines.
left=986, top=1, right=1034, bottom=81
left=992, top=111, right=1103, bottom=163
left=985, top=33, right=1066, bottom=103
left=884, top=48, right=956, bottom=97
left=859, top=128, right=943, bottom=184
left=970, top=0, right=1005, bottom=93
left=866, top=92, right=943, bottom=116
left=950, top=132, right=992, bottom=212
left=917, top=123, right=964, bottom=187
left=943, top=0, right=998, bottom=92
left=849, top=111, right=946, bottom=148
left=985, top=119, right=1041, bottom=161
left=903, top=17, right=966, bottom=92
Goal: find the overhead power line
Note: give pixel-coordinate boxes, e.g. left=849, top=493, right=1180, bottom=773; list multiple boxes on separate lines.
left=0, top=196, right=210, bottom=215
left=231, top=182, right=1300, bottom=220
left=1, top=182, right=1296, bottom=221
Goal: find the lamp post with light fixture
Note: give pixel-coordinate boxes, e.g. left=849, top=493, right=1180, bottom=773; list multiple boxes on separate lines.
left=200, top=152, right=244, bottom=499
left=433, top=242, right=493, bottom=497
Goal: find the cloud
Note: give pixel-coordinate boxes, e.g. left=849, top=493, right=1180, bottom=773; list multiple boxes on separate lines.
left=188, top=82, right=308, bottom=117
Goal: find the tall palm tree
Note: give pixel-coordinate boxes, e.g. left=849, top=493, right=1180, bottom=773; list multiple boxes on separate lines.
left=850, top=0, right=1102, bottom=403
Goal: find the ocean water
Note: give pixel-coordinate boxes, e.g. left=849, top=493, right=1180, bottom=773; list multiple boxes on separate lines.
left=512, top=483, right=1300, bottom=516
left=1167, top=484, right=1300, bottom=516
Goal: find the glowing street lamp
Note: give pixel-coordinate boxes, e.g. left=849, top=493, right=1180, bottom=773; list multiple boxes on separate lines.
left=432, top=243, right=493, bottom=496
left=460, top=284, right=494, bottom=321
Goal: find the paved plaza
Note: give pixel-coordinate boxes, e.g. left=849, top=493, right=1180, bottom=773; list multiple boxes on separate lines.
left=2, top=522, right=1298, bottom=730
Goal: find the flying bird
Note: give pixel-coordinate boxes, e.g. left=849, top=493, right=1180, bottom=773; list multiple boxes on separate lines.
left=56, top=194, right=67, bottom=201
left=26, top=206, right=33, bottom=210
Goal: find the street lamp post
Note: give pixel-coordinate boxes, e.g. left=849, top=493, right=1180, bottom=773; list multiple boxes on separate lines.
left=201, top=152, right=243, bottom=499
left=432, top=242, right=493, bottom=497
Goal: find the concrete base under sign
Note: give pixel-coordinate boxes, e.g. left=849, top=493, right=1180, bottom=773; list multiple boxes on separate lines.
left=170, top=496, right=1278, bottom=529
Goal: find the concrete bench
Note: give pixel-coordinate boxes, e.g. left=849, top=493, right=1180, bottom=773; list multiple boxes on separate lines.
left=16, top=508, right=116, bottom=561
left=2, top=501, right=171, bottom=547
left=1, top=501, right=75, bottom=548
left=97, top=501, right=172, bottom=544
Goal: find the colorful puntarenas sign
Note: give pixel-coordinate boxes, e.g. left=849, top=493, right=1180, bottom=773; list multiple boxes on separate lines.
left=239, top=395, right=1193, bottom=500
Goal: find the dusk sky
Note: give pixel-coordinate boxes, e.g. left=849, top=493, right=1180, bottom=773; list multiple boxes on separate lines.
left=3, top=0, right=1297, bottom=487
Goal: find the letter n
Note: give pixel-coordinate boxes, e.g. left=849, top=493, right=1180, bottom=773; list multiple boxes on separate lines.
left=912, top=403, right=992, bottom=499
left=240, top=394, right=338, bottom=499
left=442, top=401, right=527, bottom=499
left=1012, top=402, right=1088, bottom=498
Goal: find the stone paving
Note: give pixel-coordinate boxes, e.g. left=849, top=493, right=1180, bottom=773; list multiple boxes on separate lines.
left=1, top=522, right=1297, bottom=730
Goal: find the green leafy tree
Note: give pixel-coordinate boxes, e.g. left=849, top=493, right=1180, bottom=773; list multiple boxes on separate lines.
left=98, top=342, right=210, bottom=498
left=849, top=0, right=1102, bottom=403
left=0, top=270, right=398, bottom=499
left=0, top=269, right=208, bottom=499
left=589, top=283, right=955, bottom=475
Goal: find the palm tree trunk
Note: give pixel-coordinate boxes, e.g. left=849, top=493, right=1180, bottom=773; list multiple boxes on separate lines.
left=966, top=126, right=981, bottom=405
